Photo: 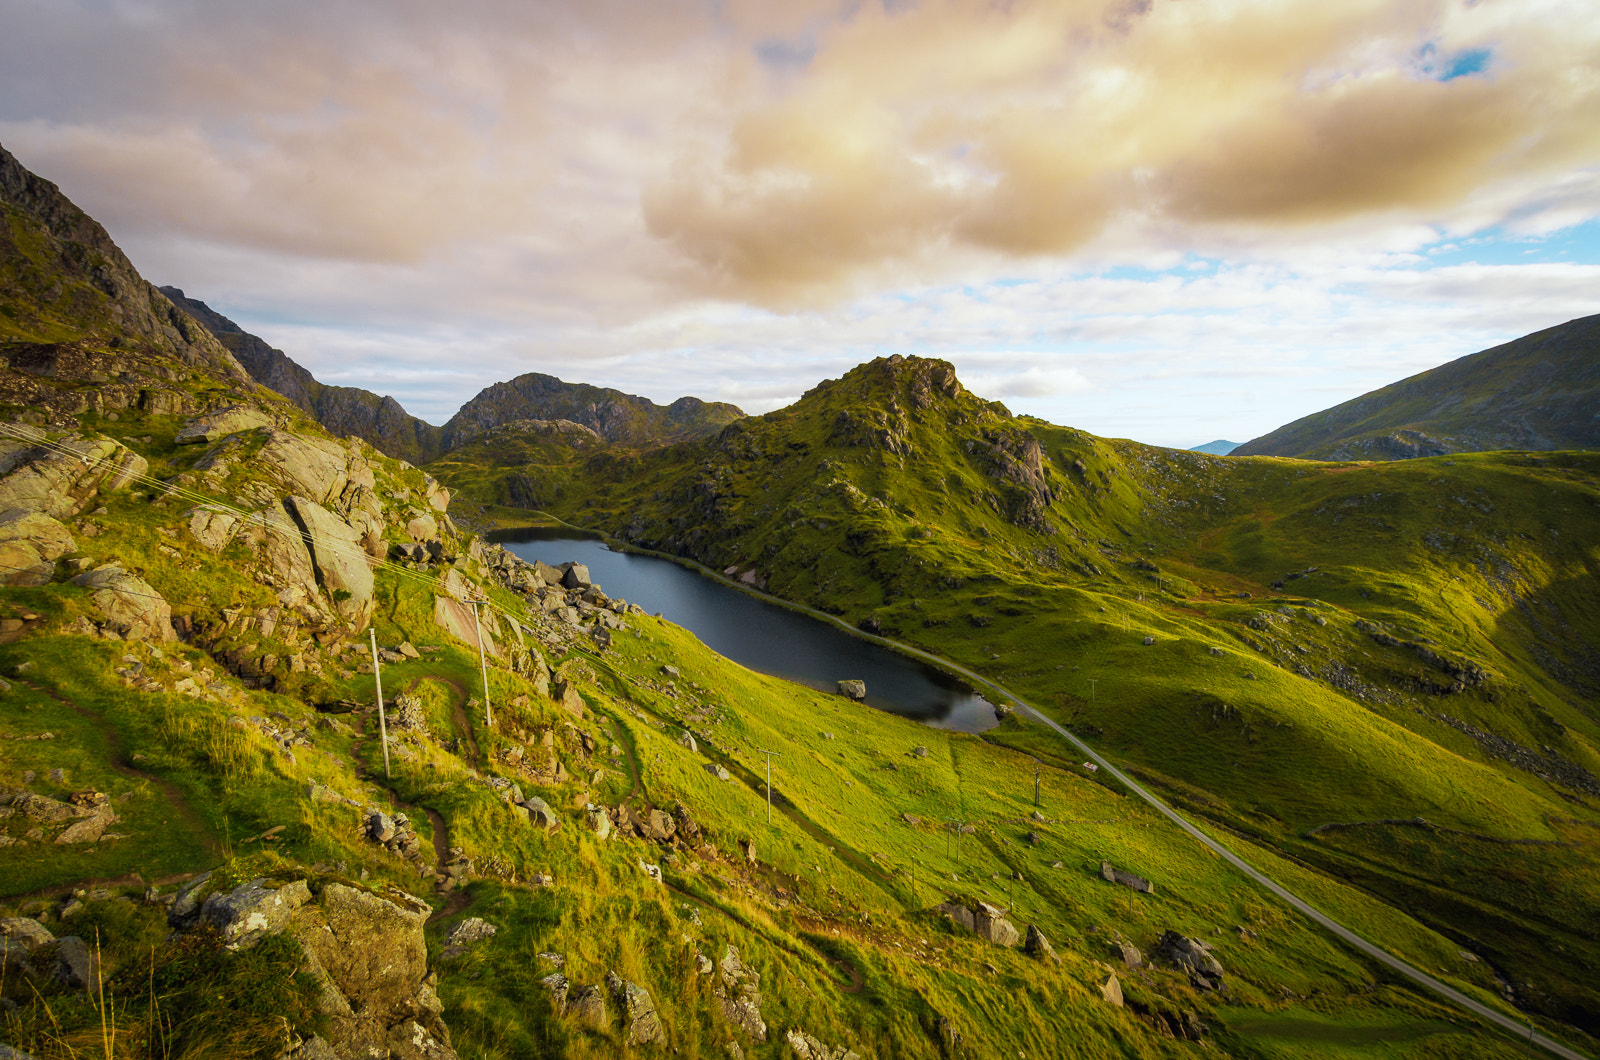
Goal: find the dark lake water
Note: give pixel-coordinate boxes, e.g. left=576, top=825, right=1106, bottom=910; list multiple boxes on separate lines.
left=493, top=528, right=998, bottom=733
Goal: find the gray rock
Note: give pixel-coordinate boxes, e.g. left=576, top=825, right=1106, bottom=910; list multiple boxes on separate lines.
left=643, top=808, right=676, bottom=843
left=705, top=762, right=731, bottom=781
left=678, top=730, right=698, bottom=753
left=167, top=872, right=213, bottom=927
left=1100, top=861, right=1154, bottom=894
left=1024, top=924, right=1061, bottom=964
left=937, top=901, right=975, bottom=934
left=566, top=984, right=607, bottom=1028
left=1100, top=970, right=1124, bottom=1007
left=0, top=918, right=54, bottom=949
left=1152, top=930, right=1224, bottom=988
left=0, top=1042, right=41, bottom=1060
left=51, top=936, right=99, bottom=989
left=521, top=796, right=561, bottom=832
left=585, top=803, right=612, bottom=840
left=54, top=805, right=115, bottom=844
left=286, top=883, right=455, bottom=1059
left=70, top=565, right=176, bottom=642
left=442, top=917, right=496, bottom=958
left=198, top=877, right=312, bottom=950
left=561, top=564, right=591, bottom=590
left=368, top=812, right=397, bottom=843
left=0, top=433, right=147, bottom=521
left=836, top=679, right=867, bottom=700
left=1115, top=941, right=1144, bottom=969
left=606, top=971, right=663, bottom=1044
left=283, top=496, right=374, bottom=626
left=973, top=902, right=1021, bottom=947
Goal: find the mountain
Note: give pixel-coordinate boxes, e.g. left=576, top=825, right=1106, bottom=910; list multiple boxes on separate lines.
left=159, top=286, right=447, bottom=465
left=1188, top=439, right=1239, bottom=455
left=441, top=372, right=744, bottom=450
left=1234, top=315, right=1600, bottom=459
left=0, top=144, right=253, bottom=389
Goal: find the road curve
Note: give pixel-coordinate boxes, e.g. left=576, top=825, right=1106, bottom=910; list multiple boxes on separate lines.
left=568, top=535, right=1590, bottom=1060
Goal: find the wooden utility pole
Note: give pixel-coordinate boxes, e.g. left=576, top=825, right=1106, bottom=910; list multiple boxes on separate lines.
left=755, top=749, right=781, bottom=824
left=471, top=599, right=493, bottom=729
left=369, top=628, right=391, bottom=778
left=1033, top=762, right=1042, bottom=808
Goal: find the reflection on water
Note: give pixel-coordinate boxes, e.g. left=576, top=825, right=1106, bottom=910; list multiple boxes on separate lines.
left=493, top=527, right=997, bottom=733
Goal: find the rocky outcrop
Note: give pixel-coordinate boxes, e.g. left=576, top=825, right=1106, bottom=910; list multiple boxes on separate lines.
left=0, top=431, right=147, bottom=520
left=441, top=917, right=496, bottom=959
left=784, top=1028, right=862, bottom=1060
left=1025, top=924, right=1061, bottom=964
left=938, top=900, right=1020, bottom=947
left=70, top=565, right=176, bottom=641
left=716, top=945, right=767, bottom=1041
left=166, top=877, right=457, bottom=1058
left=174, top=404, right=273, bottom=445
left=836, top=679, right=866, bottom=701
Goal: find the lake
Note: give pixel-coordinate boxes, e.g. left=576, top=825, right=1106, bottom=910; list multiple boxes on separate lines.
left=492, top=528, right=998, bottom=733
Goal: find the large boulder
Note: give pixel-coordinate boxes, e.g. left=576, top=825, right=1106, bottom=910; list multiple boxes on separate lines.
left=836, top=679, right=867, bottom=701
left=0, top=432, right=147, bottom=520
left=283, top=496, right=374, bottom=626
left=71, top=565, right=176, bottom=641
left=287, top=883, right=456, bottom=1059
left=560, top=563, right=591, bottom=589
left=174, top=404, right=272, bottom=445
left=0, top=508, right=74, bottom=586
left=1025, top=924, right=1061, bottom=965
left=973, top=902, right=1021, bottom=948
left=186, top=504, right=242, bottom=553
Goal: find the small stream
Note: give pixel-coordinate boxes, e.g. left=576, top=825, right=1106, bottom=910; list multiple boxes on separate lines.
left=493, top=528, right=997, bottom=734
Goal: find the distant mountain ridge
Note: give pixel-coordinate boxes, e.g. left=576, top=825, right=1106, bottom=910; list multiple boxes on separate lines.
left=159, top=286, right=446, bottom=465
left=1189, top=439, right=1239, bottom=455
left=1235, top=315, right=1600, bottom=460
left=160, top=288, right=746, bottom=462
left=441, top=373, right=744, bottom=450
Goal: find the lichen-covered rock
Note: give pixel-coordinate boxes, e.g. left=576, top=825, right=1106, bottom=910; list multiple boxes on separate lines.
left=442, top=917, right=496, bottom=959
left=197, top=877, right=312, bottom=950
left=836, top=679, right=866, bottom=700
left=0, top=508, right=74, bottom=586
left=784, top=1028, right=861, bottom=1060
left=186, top=504, right=242, bottom=553
left=70, top=564, right=175, bottom=641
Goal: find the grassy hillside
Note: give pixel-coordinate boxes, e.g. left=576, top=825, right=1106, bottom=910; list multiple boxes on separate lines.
left=1233, top=315, right=1600, bottom=460
left=430, top=354, right=1600, bottom=1040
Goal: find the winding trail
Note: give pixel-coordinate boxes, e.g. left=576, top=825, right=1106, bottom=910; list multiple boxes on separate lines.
left=558, top=533, right=1593, bottom=1060
left=19, top=679, right=218, bottom=858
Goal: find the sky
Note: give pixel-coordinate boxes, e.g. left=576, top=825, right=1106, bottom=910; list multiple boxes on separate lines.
left=2, top=0, right=1598, bottom=448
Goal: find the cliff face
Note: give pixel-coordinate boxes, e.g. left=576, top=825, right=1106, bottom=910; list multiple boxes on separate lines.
left=1235, top=314, right=1600, bottom=460
left=0, top=143, right=252, bottom=386
left=160, top=286, right=446, bottom=465
left=442, top=372, right=744, bottom=449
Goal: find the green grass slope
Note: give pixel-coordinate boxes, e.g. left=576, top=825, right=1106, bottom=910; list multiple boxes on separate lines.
left=1234, top=315, right=1600, bottom=459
